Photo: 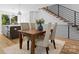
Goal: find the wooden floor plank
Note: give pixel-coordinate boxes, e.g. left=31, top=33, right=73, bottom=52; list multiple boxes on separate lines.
left=0, top=34, right=79, bottom=54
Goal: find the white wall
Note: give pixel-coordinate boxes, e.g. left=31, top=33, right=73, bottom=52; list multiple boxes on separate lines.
left=0, top=11, right=17, bottom=34
left=39, top=9, right=67, bottom=24
left=0, top=14, right=1, bottom=34
left=62, top=4, right=79, bottom=12
left=0, top=4, right=50, bottom=34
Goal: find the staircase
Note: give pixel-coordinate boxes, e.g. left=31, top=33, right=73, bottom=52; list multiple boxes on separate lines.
left=41, top=6, right=73, bottom=24
left=41, top=5, right=79, bottom=40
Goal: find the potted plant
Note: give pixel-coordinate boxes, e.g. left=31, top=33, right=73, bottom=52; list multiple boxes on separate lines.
left=36, top=18, right=45, bottom=31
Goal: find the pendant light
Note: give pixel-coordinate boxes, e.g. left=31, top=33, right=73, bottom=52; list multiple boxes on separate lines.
left=18, top=4, right=22, bottom=15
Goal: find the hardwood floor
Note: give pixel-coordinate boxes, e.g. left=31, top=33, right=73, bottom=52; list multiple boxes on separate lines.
left=56, top=36, right=79, bottom=54
left=0, top=35, right=15, bottom=48
left=61, top=39, right=79, bottom=54
left=0, top=34, right=79, bottom=54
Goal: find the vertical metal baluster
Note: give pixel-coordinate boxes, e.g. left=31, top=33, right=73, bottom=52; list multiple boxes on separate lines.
left=68, top=23, right=70, bottom=39
left=72, top=11, right=77, bottom=27
left=58, top=4, right=59, bottom=17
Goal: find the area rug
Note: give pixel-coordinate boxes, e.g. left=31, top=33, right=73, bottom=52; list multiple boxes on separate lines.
left=3, top=39, right=65, bottom=54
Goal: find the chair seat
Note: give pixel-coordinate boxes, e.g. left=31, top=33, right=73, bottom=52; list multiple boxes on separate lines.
left=23, top=36, right=30, bottom=41
left=35, top=34, right=52, bottom=47
left=35, top=38, right=49, bottom=47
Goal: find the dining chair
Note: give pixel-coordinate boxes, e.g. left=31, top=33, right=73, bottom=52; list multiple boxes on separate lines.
left=35, top=23, right=51, bottom=54
left=20, top=23, right=30, bottom=50
left=30, top=23, right=36, bottom=30
left=50, top=23, right=57, bottom=49
left=20, top=23, right=30, bottom=31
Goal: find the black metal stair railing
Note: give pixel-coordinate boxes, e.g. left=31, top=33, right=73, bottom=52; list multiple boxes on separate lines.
left=48, top=4, right=58, bottom=16
left=48, top=4, right=78, bottom=26
left=47, top=4, right=79, bottom=39
left=76, top=12, right=79, bottom=25
left=59, top=5, right=74, bottom=24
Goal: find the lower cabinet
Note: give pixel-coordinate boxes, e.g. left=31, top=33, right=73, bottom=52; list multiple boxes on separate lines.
left=2, top=25, right=21, bottom=39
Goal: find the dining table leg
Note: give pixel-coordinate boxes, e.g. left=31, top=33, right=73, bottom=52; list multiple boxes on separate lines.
left=31, top=35, right=35, bottom=54
left=19, top=32, right=23, bottom=49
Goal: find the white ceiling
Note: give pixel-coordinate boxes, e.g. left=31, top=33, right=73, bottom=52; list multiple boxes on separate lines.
left=0, top=4, right=51, bottom=14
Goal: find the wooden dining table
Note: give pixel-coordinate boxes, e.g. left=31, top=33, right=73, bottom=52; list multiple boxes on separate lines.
left=18, top=29, right=53, bottom=54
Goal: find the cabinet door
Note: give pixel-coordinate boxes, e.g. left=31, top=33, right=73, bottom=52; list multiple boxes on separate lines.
left=10, top=26, right=21, bottom=39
